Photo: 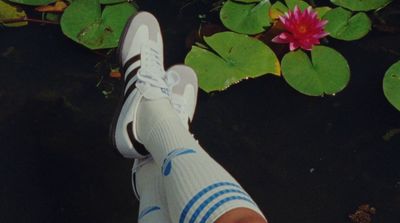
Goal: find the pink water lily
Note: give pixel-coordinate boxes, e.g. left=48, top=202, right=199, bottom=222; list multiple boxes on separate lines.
left=272, top=6, right=329, bottom=51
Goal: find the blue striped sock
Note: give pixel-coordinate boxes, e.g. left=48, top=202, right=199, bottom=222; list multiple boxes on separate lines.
left=135, top=158, right=172, bottom=223
left=139, top=108, right=266, bottom=223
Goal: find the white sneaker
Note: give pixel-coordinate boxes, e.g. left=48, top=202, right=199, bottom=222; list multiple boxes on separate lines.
left=110, top=11, right=168, bottom=159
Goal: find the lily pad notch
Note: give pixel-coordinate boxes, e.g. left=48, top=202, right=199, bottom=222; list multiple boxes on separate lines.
left=281, top=46, right=350, bottom=96
left=60, top=0, right=137, bottom=49
left=220, top=0, right=272, bottom=35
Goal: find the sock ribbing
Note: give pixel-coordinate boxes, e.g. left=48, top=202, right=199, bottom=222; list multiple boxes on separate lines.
left=143, top=116, right=199, bottom=167
left=136, top=158, right=171, bottom=223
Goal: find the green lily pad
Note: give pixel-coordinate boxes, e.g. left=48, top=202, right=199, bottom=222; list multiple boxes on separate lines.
left=330, top=0, right=392, bottom=11
left=383, top=60, right=400, bottom=111
left=8, top=0, right=55, bottom=6
left=281, top=46, right=350, bottom=96
left=284, top=0, right=310, bottom=10
left=220, top=0, right=271, bottom=35
left=315, top=6, right=331, bottom=18
left=61, top=0, right=137, bottom=49
left=235, top=0, right=262, bottom=3
left=0, top=0, right=28, bottom=27
left=185, top=32, right=280, bottom=92
left=270, top=1, right=288, bottom=19
left=270, top=1, right=323, bottom=19
left=323, top=7, right=371, bottom=41
left=99, top=0, right=127, bottom=4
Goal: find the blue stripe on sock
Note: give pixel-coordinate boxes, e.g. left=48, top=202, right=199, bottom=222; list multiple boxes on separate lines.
left=138, top=206, right=161, bottom=220
left=162, top=149, right=196, bottom=176
left=199, top=196, right=256, bottom=223
left=179, top=182, right=242, bottom=223
left=189, top=189, right=249, bottom=223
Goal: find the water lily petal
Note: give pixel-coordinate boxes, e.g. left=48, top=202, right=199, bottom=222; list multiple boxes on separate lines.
left=289, top=42, right=300, bottom=51
left=272, top=5, right=328, bottom=51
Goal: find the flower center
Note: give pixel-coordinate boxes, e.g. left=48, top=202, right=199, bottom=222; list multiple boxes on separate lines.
left=297, top=25, right=308, bottom=34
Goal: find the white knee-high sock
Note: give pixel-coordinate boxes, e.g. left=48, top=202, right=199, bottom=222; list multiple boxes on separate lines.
left=137, top=100, right=266, bottom=223
left=135, top=158, right=171, bottom=223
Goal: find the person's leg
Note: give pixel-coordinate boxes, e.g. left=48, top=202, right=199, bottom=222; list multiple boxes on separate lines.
left=215, top=208, right=267, bottom=223
left=136, top=100, right=267, bottom=223
left=135, top=157, right=172, bottom=223
left=114, top=11, right=267, bottom=223
left=134, top=156, right=266, bottom=223
left=134, top=157, right=267, bottom=223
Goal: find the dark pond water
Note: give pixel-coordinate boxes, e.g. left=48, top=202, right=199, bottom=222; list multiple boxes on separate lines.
left=1, top=0, right=399, bottom=223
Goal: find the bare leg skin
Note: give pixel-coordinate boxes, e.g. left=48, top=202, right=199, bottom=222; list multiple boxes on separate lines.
left=215, top=208, right=268, bottom=223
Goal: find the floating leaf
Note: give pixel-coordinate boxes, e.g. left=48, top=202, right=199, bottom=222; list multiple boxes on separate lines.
left=323, top=7, right=371, bottom=41
left=61, top=0, right=137, bottom=49
left=234, top=0, right=261, bottom=2
left=281, top=46, right=350, bottom=96
left=0, top=0, right=27, bottom=27
left=284, top=0, right=310, bottom=10
left=270, top=1, right=319, bottom=20
left=330, top=0, right=392, bottom=11
left=8, top=0, right=56, bottom=6
left=383, top=60, right=400, bottom=111
left=101, top=3, right=135, bottom=39
left=185, top=32, right=280, bottom=92
left=220, top=0, right=271, bottom=34
left=270, top=1, right=288, bottom=19
left=315, top=6, right=331, bottom=18
left=61, top=0, right=101, bottom=47
left=99, top=0, right=127, bottom=4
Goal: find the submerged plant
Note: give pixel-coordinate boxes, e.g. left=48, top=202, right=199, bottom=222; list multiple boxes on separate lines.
left=272, top=6, right=329, bottom=51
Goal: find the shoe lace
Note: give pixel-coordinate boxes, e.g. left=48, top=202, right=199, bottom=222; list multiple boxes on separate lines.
left=136, top=43, right=168, bottom=90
